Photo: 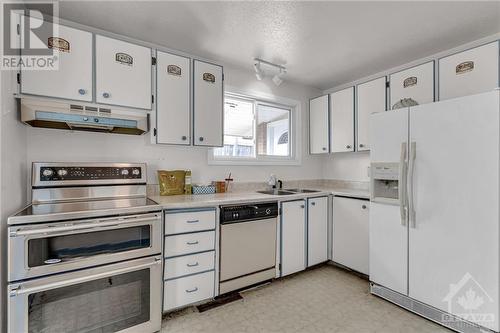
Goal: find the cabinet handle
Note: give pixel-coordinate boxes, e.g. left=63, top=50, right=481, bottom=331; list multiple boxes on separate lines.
left=322, top=147, right=327, bottom=151
left=185, top=287, right=198, bottom=293
left=186, top=241, right=199, bottom=245
left=362, top=205, right=367, bottom=209
left=78, top=89, right=86, bottom=95
left=199, top=137, right=204, bottom=142
left=182, top=136, right=187, bottom=141
left=186, top=219, right=199, bottom=224
left=187, top=262, right=199, bottom=267
left=346, top=145, right=352, bottom=149
left=102, top=92, right=110, bottom=98
left=359, top=144, right=365, bottom=148
left=300, top=205, right=305, bottom=209
left=311, top=202, right=316, bottom=206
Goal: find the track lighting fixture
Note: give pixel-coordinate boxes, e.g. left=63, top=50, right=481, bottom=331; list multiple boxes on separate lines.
left=253, top=58, right=286, bottom=86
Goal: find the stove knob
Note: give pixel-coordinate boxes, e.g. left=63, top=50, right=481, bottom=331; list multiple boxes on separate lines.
left=42, top=169, right=54, bottom=177
left=132, top=168, right=140, bottom=176
left=266, top=208, right=271, bottom=215
left=57, top=169, right=68, bottom=177
left=121, top=169, right=129, bottom=176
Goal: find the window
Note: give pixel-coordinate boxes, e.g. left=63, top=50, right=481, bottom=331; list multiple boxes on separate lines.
left=212, top=93, right=295, bottom=164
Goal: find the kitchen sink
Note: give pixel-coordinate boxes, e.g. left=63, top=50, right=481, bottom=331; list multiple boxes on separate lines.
left=284, top=188, right=320, bottom=193
left=257, top=190, right=296, bottom=195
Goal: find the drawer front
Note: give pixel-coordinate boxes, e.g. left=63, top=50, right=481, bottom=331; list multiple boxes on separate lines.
left=165, top=210, right=216, bottom=235
left=165, top=231, right=215, bottom=257
left=163, top=271, right=215, bottom=311
left=164, top=251, right=215, bottom=280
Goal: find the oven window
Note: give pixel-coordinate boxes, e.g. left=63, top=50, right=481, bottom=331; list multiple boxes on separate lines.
left=28, top=269, right=150, bottom=333
left=28, top=226, right=151, bottom=267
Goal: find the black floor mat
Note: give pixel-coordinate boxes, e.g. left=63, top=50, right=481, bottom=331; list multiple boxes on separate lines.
left=196, top=293, right=243, bottom=312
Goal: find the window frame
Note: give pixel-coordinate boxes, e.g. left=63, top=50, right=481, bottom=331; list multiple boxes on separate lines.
left=208, top=89, right=302, bottom=166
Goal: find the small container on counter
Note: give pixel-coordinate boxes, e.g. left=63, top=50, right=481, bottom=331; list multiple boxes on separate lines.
left=212, top=181, right=226, bottom=193
left=192, top=185, right=216, bottom=195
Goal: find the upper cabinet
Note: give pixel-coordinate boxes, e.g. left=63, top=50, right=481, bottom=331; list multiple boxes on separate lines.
left=95, top=35, right=152, bottom=110
left=21, top=22, right=93, bottom=101
left=439, top=42, right=499, bottom=101
left=156, top=51, right=191, bottom=145
left=356, top=77, right=386, bottom=151
left=193, top=60, right=223, bottom=147
left=390, top=61, right=434, bottom=110
left=309, top=95, right=329, bottom=154
left=330, top=87, right=355, bottom=153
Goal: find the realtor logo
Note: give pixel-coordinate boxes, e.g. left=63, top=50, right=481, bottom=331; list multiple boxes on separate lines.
left=1, top=1, right=59, bottom=70
left=442, top=273, right=495, bottom=327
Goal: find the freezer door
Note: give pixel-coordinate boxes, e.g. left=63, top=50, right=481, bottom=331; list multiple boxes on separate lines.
left=408, top=91, right=499, bottom=331
left=369, top=109, right=409, bottom=295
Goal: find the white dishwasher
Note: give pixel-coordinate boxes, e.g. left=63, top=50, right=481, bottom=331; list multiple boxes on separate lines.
left=219, top=202, right=278, bottom=294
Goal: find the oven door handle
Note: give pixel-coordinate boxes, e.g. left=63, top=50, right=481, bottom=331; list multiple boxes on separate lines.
left=9, top=258, right=161, bottom=297
left=9, top=215, right=160, bottom=237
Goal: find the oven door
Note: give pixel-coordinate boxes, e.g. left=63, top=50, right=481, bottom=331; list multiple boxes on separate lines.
left=8, top=255, right=162, bottom=333
left=8, top=212, right=162, bottom=281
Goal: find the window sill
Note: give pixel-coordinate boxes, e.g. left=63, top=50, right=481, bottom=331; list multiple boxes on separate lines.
left=207, top=153, right=301, bottom=166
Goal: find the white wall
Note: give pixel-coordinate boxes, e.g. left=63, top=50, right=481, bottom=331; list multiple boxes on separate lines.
left=322, top=33, right=500, bottom=182
left=1, top=70, right=28, bottom=333
left=26, top=63, right=323, bottom=185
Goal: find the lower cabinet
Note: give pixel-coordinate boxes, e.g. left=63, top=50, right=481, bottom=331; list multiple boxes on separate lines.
left=333, top=196, right=370, bottom=275
left=307, top=197, right=329, bottom=267
left=281, top=200, right=307, bottom=276
left=163, top=208, right=216, bottom=312
left=281, top=196, right=329, bottom=276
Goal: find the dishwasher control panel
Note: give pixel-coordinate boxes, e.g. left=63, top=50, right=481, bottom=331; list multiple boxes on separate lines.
left=220, top=202, right=279, bottom=223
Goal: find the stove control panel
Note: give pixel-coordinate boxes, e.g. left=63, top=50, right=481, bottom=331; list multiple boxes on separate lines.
left=38, top=165, right=143, bottom=182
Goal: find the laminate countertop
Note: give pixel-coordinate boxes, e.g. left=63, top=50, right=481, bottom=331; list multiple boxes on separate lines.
left=149, top=186, right=369, bottom=210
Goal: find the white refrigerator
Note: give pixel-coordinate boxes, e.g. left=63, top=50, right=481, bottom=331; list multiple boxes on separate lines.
left=369, top=90, right=499, bottom=333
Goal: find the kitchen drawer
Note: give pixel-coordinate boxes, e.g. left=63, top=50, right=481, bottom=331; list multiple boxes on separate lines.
left=163, top=271, right=215, bottom=311
left=165, top=210, right=216, bottom=235
left=439, top=41, right=499, bottom=101
left=165, top=231, right=215, bottom=257
left=164, top=251, right=215, bottom=280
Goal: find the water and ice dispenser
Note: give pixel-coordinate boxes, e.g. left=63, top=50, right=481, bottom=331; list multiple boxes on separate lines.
left=370, top=163, right=400, bottom=204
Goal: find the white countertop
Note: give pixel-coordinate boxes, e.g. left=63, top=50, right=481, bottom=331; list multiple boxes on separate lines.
left=149, top=186, right=369, bottom=209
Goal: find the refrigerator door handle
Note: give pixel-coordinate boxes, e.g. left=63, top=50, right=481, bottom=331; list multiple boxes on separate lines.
left=399, top=142, right=408, bottom=226
left=408, top=141, right=416, bottom=228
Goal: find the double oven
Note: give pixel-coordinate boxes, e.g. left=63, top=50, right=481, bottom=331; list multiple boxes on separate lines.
left=7, top=162, right=162, bottom=333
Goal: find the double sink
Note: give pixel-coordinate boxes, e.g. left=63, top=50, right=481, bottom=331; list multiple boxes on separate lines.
left=257, top=188, right=320, bottom=196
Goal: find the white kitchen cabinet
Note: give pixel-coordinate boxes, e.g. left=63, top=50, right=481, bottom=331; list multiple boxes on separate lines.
left=193, top=60, right=223, bottom=146
left=330, top=87, right=355, bottom=153
left=21, top=22, right=93, bottom=101
left=309, top=95, right=329, bottom=154
left=356, top=77, right=386, bottom=151
left=95, top=35, right=152, bottom=109
left=390, top=61, right=434, bottom=110
left=156, top=51, right=191, bottom=145
left=281, top=200, right=306, bottom=276
left=307, top=196, right=328, bottom=267
left=333, top=196, right=369, bottom=275
left=439, top=41, right=499, bottom=101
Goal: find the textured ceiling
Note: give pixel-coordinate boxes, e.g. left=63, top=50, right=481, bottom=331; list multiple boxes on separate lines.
left=56, top=1, right=500, bottom=89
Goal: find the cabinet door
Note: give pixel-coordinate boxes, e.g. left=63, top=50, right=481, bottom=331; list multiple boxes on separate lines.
left=333, top=197, right=370, bottom=275
left=96, top=35, right=152, bottom=109
left=307, top=197, right=328, bottom=266
left=330, top=87, right=354, bottom=153
left=439, top=42, right=499, bottom=101
left=193, top=60, right=223, bottom=146
left=281, top=200, right=306, bottom=276
left=390, top=61, right=434, bottom=110
left=309, top=95, right=329, bottom=154
left=356, top=77, right=386, bottom=151
left=156, top=51, right=191, bottom=145
left=21, top=22, right=92, bottom=101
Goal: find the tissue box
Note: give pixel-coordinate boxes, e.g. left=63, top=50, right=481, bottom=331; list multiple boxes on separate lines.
left=192, top=185, right=216, bottom=195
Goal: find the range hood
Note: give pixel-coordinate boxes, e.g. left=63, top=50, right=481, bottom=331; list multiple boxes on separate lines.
left=19, top=96, right=149, bottom=135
